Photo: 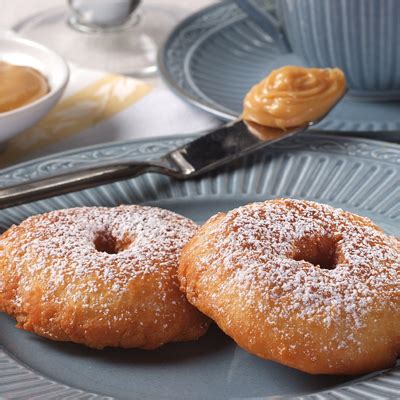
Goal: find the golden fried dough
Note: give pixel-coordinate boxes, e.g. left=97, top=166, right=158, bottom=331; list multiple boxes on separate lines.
left=179, top=199, right=400, bottom=375
left=0, top=205, right=209, bottom=349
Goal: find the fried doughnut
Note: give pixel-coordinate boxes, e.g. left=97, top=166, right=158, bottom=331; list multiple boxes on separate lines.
left=0, top=205, right=209, bottom=349
left=179, top=199, right=400, bottom=375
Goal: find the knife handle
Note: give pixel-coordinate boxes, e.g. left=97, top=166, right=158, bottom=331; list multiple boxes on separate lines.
left=0, top=161, right=176, bottom=209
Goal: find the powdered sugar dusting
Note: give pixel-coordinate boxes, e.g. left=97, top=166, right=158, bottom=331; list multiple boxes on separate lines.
left=1, top=205, right=197, bottom=317
left=193, top=199, right=400, bottom=354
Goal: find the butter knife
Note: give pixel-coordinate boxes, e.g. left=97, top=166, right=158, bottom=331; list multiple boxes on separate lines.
left=0, top=103, right=341, bottom=210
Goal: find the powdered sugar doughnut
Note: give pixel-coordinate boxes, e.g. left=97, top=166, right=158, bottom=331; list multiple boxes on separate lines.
left=179, top=199, right=400, bottom=375
left=0, top=205, right=209, bottom=349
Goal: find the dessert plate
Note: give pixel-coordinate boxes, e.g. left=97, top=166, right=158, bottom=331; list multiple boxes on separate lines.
left=159, top=0, right=400, bottom=139
left=0, top=133, right=399, bottom=399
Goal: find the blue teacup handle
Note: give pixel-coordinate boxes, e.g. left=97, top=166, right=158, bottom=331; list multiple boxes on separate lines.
left=234, top=0, right=291, bottom=52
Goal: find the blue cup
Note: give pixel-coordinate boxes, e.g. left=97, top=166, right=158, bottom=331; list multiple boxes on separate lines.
left=236, top=0, right=400, bottom=99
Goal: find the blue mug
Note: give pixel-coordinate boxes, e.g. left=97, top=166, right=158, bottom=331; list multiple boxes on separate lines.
left=236, top=0, right=400, bottom=99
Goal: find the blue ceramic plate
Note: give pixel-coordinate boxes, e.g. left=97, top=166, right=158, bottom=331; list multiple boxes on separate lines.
left=0, top=133, right=399, bottom=399
left=159, top=0, right=400, bottom=138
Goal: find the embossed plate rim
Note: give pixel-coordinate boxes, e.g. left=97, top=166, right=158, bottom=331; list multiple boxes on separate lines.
left=158, top=0, right=238, bottom=121
left=2, top=131, right=400, bottom=181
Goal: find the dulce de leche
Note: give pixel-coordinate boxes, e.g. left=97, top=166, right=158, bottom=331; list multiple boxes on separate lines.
left=242, top=66, right=346, bottom=129
left=0, top=61, right=49, bottom=113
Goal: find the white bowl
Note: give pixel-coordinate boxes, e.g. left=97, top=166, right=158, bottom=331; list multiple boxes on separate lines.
left=0, top=33, right=69, bottom=142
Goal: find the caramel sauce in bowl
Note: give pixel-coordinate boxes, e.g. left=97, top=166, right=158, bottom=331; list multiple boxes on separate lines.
left=242, top=66, right=346, bottom=129
left=0, top=34, right=69, bottom=142
left=0, top=61, right=49, bottom=113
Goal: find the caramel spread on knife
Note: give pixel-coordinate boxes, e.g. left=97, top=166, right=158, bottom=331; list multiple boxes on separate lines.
left=0, top=61, right=49, bottom=112
left=242, top=66, right=346, bottom=129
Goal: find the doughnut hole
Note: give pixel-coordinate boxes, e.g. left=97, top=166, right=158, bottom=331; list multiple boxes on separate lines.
left=292, top=234, right=342, bottom=270
left=94, top=231, right=133, bottom=254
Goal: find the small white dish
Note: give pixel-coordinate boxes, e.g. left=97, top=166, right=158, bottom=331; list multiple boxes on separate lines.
left=0, top=32, right=69, bottom=142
